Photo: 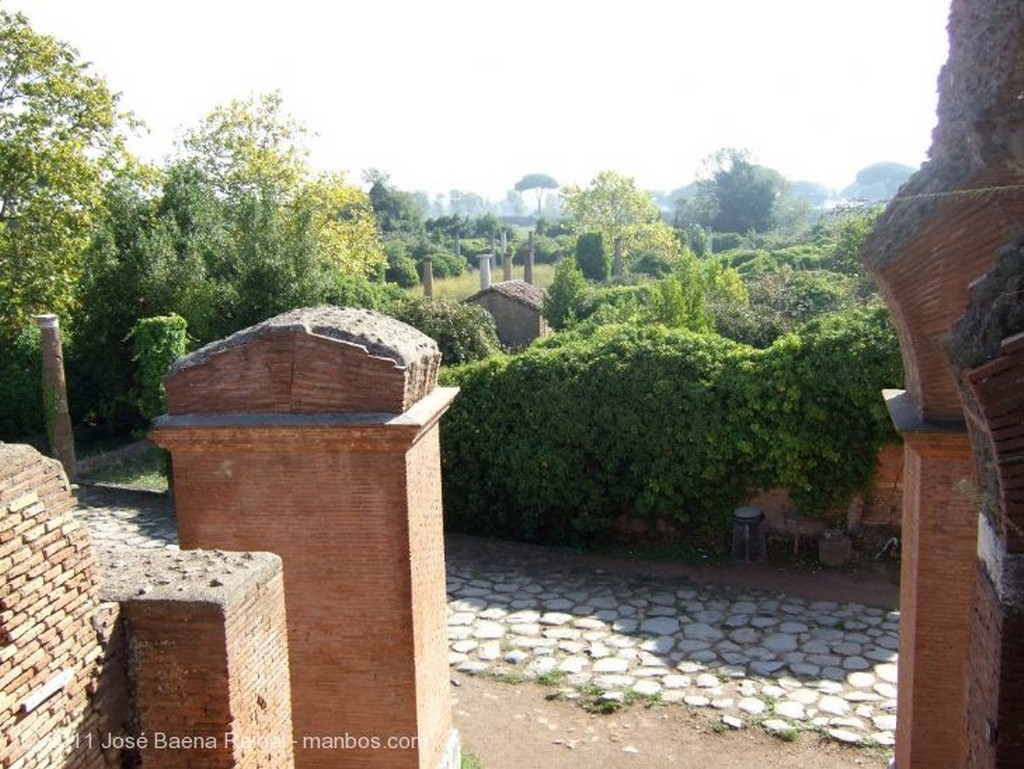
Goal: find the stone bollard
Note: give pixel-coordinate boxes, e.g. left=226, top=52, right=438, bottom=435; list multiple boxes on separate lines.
left=152, top=307, right=459, bottom=769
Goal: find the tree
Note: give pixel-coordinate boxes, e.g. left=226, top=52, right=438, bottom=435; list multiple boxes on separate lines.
left=514, top=173, right=559, bottom=218
left=694, top=148, right=788, bottom=234
left=363, top=170, right=426, bottom=238
left=841, top=162, right=915, bottom=202
left=0, top=10, right=128, bottom=337
left=177, top=91, right=307, bottom=202
left=561, top=171, right=679, bottom=273
left=542, top=258, right=586, bottom=330
left=575, top=233, right=610, bottom=282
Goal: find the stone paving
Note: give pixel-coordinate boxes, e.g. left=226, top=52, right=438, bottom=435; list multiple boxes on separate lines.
left=73, top=486, right=899, bottom=749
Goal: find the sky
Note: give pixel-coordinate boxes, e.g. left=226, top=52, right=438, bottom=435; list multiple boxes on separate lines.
left=7, top=0, right=952, bottom=200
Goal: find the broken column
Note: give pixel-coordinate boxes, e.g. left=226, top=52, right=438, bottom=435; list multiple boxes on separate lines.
left=525, top=232, right=535, bottom=285
left=151, top=307, right=460, bottom=769
left=423, top=255, right=434, bottom=298
left=33, top=314, right=75, bottom=479
left=478, top=254, right=492, bottom=290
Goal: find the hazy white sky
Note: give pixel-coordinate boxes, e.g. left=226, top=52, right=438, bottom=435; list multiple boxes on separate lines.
left=9, top=0, right=951, bottom=199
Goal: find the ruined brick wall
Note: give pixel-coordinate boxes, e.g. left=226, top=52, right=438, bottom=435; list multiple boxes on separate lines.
left=965, top=564, right=1002, bottom=768
left=0, top=444, right=121, bottom=769
left=99, top=549, right=294, bottom=769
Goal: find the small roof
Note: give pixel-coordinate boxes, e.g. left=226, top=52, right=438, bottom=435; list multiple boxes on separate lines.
left=465, top=280, right=546, bottom=311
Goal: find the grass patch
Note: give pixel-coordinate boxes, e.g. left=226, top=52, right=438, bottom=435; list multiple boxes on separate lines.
left=461, top=748, right=484, bottom=769
left=535, top=669, right=567, bottom=687
left=408, top=263, right=556, bottom=301
left=78, top=444, right=169, bottom=493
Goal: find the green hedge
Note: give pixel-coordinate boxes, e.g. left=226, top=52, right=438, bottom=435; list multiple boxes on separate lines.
left=439, top=307, right=901, bottom=547
left=391, top=298, right=500, bottom=365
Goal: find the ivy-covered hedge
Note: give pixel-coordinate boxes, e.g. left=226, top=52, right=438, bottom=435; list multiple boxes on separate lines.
left=439, top=307, right=901, bottom=547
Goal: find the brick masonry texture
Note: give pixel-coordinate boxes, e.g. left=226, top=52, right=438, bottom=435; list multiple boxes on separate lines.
left=166, top=307, right=441, bottom=415
left=0, top=443, right=109, bottom=769
left=100, top=549, right=294, bottom=769
left=155, top=308, right=458, bottom=769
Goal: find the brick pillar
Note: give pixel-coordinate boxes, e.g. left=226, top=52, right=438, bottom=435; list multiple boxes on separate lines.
left=152, top=308, right=459, bottom=769
left=885, top=390, right=976, bottom=769
left=103, top=549, right=294, bottom=768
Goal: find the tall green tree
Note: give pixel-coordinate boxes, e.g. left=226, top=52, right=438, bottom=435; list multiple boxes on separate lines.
left=561, top=171, right=679, bottom=272
left=514, top=173, right=559, bottom=218
left=694, top=148, right=788, bottom=234
left=0, top=10, right=129, bottom=337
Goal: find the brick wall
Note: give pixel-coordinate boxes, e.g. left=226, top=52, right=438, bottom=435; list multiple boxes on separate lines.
left=965, top=563, right=1001, bottom=768
left=895, top=432, right=976, bottom=769
left=0, top=444, right=113, bottom=769
left=99, top=549, right=294, bottom=769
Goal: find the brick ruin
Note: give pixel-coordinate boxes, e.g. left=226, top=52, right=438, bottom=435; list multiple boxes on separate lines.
left=2, top=307, right=458, bottom=769
left=861, top=0, right=1024, bottom=767
left=152, top=307, right=459, bottom=769
left=0, top=444, right=294, bottom=768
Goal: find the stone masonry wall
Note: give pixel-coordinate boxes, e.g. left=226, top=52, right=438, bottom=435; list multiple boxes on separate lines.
left=0, top=444, right=115, bottom=769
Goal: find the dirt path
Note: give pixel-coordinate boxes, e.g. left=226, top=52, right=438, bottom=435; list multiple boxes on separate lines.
left=453, top=674, right=890, bottom=769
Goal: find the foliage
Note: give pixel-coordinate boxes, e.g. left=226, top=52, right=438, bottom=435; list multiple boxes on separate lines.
left=0, top=10, right=129, bottom=338
left=383, top=240, right=420, bottom=288
left=687, top=148, right=789, bottom=234
left=0, top=324, right=43, bottom=439
left=439, top=308, right=901, bottom=547
left=128, top=314, right=187, bottom=422
left=561, top=171, right=679, bottom=271
left=575, top=232, right=610, bottom=282
left=542, top=258, right=587, bottom=330
left=177, top=91, right=307, bottom=201
left=840, top=162, right=915, bottom=202
left=631, top=250, right=675, bottom=278
left=365, top=169, right=427, bottom=238
left=514, top=234, right=567, bottom=265
left=514, top=173, right=559, bottom=217
left=391, top=297, right=499, bottom=365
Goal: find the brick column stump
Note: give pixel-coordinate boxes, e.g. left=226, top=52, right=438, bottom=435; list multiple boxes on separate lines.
left=152, top=308, right=459, bottom=769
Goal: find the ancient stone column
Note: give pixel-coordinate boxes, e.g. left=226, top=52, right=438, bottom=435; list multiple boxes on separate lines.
left=152, top=308, right=459, bottom=769
left=33, top=314, right=75, bottom=479
left=423, top=255, right=434, bottom=298
left=478, top=254, right=492, bottom=290
left=612, top=237, right=624, bottom=277
left=525, top=232, right=535, bottom=285
left=502, top=244, right=513, bottom=282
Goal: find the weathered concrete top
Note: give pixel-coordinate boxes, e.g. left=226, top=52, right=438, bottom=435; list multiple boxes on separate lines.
left=466, top=280, right=546, bottom=310
left=98, top=547, right=282, bottom=609
left=164, top=307, right=442, bottom=416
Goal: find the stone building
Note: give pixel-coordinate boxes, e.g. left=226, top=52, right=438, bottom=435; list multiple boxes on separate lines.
left=465, top=279, right=549, bottom=350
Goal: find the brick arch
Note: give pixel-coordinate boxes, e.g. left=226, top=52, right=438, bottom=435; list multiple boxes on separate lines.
left=860, top=1, right=1024, bottom=767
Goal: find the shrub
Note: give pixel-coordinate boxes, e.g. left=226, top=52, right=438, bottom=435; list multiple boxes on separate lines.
left=711, top=232, right=746, bottom=252
left=0, top=325, right=44, bottom=440
left=542, top=258, right=587, bottom=330
left=128, top=315, right=189, bottom=422
left=439, top=307, right=901, bottom=547
left=515, top=234, right=566, bottom=265
left=391, top=297, right=500, bottom=365
left=632, top=250, right=675, bottom=278
left=575, top=232, right=610, bottom=281
left=383, top=240, right=419, bottom=288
